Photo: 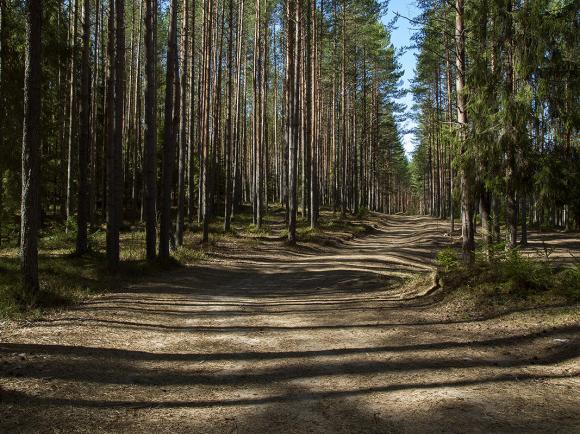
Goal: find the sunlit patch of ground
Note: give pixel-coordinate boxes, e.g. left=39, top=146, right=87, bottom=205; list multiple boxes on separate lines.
left=1, top=214, right=579, bottom=433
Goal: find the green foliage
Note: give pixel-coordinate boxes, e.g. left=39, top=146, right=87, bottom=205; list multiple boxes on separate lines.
left=556, top=265, right=580, bottom=300
left=436, top=247, right=460, bottom=272
left=440, top=242, right=580, bottom=303
left=498, top=248, right=553, bottom=294
left=356, top=207, right=369, bottom=219
left=410, top=0, right=579, bottom=226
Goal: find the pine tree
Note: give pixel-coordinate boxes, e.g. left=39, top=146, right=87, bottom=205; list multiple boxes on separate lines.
left=21, top=0, right=42, bottom=298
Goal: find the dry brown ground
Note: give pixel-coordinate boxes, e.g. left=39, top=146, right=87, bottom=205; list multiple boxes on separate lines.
left=1, top=214, right=579, bottom=433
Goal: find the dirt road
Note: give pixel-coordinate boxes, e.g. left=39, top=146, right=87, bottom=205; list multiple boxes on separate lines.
left=1, top=215, right=579, bottom=433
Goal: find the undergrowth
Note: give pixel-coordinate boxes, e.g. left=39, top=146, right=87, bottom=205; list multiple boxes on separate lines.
left=436, top=243, right=580, bottom=308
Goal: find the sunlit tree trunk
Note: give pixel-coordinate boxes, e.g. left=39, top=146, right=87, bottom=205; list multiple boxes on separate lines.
left=455, top=0, right=474, bottom=264
left=287, top=0, right=299, bottom=244
left=159, top=0, right=178, bottom=259
left=176, top=0, right=190, bottom=247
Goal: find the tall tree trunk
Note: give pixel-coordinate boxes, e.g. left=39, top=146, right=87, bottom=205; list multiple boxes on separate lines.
left=331, top=0, right=338, bottom=213
left=492, top=195, right=501, bottom=242
left=505, top=0, right=518, bottom=248
left=232, top=0, right=245, bottom=217
left=107, top=0, right=125, bottom=269
left=201, top=0, right=213, bottom=243
left=105, top=0, right=115, bottom=267
left=259, top=4, right=269, bottom=226
left=143, top=0, right=157, bottom=261
left=188, top=0, right=198, bottom=223
left=66, top=0, right=79, bottom=224
left=521, top=193, right=528, bottom=246
left=455, top=0, right=474, bottom=264
left=224, top=0, right=234, bottom=231
left=301, top=0, right=311, bottom=220
left=340, top=0, right=346, bottom=218
left=444, top=9, right=454, bottom=233
left=252, top=0, right=261, bottom=227
left=287, top=0, right=299, bottom=244
left=21, top=0, right=42, bottom=299
left=310, top=0, right=319, bottom=228
left=89, top=0, right=100, bottom=227
left=77, top=0, right=91, bottom=254
left=176, top=0, right=190, bottom=247
left=0, top=0, right=5, bottom=246
left=159, top=0, right=178, bottom=259
left=480, top=192, right=492, bottom=251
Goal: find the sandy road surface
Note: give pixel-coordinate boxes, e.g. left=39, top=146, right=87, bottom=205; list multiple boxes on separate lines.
left=1, top=215, right=579, bottom=433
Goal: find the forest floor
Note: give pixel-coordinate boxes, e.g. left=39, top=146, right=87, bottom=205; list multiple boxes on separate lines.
left=1, top=214, right=579, bottom=433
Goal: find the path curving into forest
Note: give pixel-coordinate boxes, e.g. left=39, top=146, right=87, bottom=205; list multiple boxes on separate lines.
left=1, top=215, right=579, bottom=433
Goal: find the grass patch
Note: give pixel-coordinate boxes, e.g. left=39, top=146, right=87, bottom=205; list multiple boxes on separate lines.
left=0, top=225, right=183, bottom=319
left=172, top=246, right=209, bottom=263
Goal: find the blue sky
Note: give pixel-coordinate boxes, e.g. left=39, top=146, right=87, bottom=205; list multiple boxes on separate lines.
left=383, top=0, right=420, bottom=157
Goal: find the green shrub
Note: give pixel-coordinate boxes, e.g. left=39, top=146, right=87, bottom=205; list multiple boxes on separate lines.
left=499, top=248, right=553, bottom=294
left=356, top=207, right=369, bottom=219
left=488, top=241, right=508, bottom=263
left=436, top=247, right=460, bottom=272
left=555, top=264, right=580, bottom=301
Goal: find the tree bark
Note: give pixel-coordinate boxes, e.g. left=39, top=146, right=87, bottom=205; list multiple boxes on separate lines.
left=143, top=0, right=157, bottom=261
left=107, top=0, right=125, bottom=269
left=105, top=0, right=115, bottom=264
left=21, top=0, right=42, bottom=299
left=0, top=0, right=5, bottom=246
left=455, top=0, right=474, bottom=264
left=287, top=0, right=299, bottom=244
left=224, top=0, right=234, bottom=232
left=340, top=0, right=347, bottom=218
left=201, top=0, right=213, bottom=243
left=176, top=0, right=190, bottom=247
left=77, top=0, right=91, bottom=254
left=188, top=0, right=198, bottom=223
left=159, top=0, right=178, bottom=259
left=66, top=0, right=79, bottom=224
left=310, top=0, right=319, bottom=228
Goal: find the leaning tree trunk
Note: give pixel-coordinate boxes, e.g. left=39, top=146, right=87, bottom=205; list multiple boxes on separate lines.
left=21, top=0, right=42, bottom=299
